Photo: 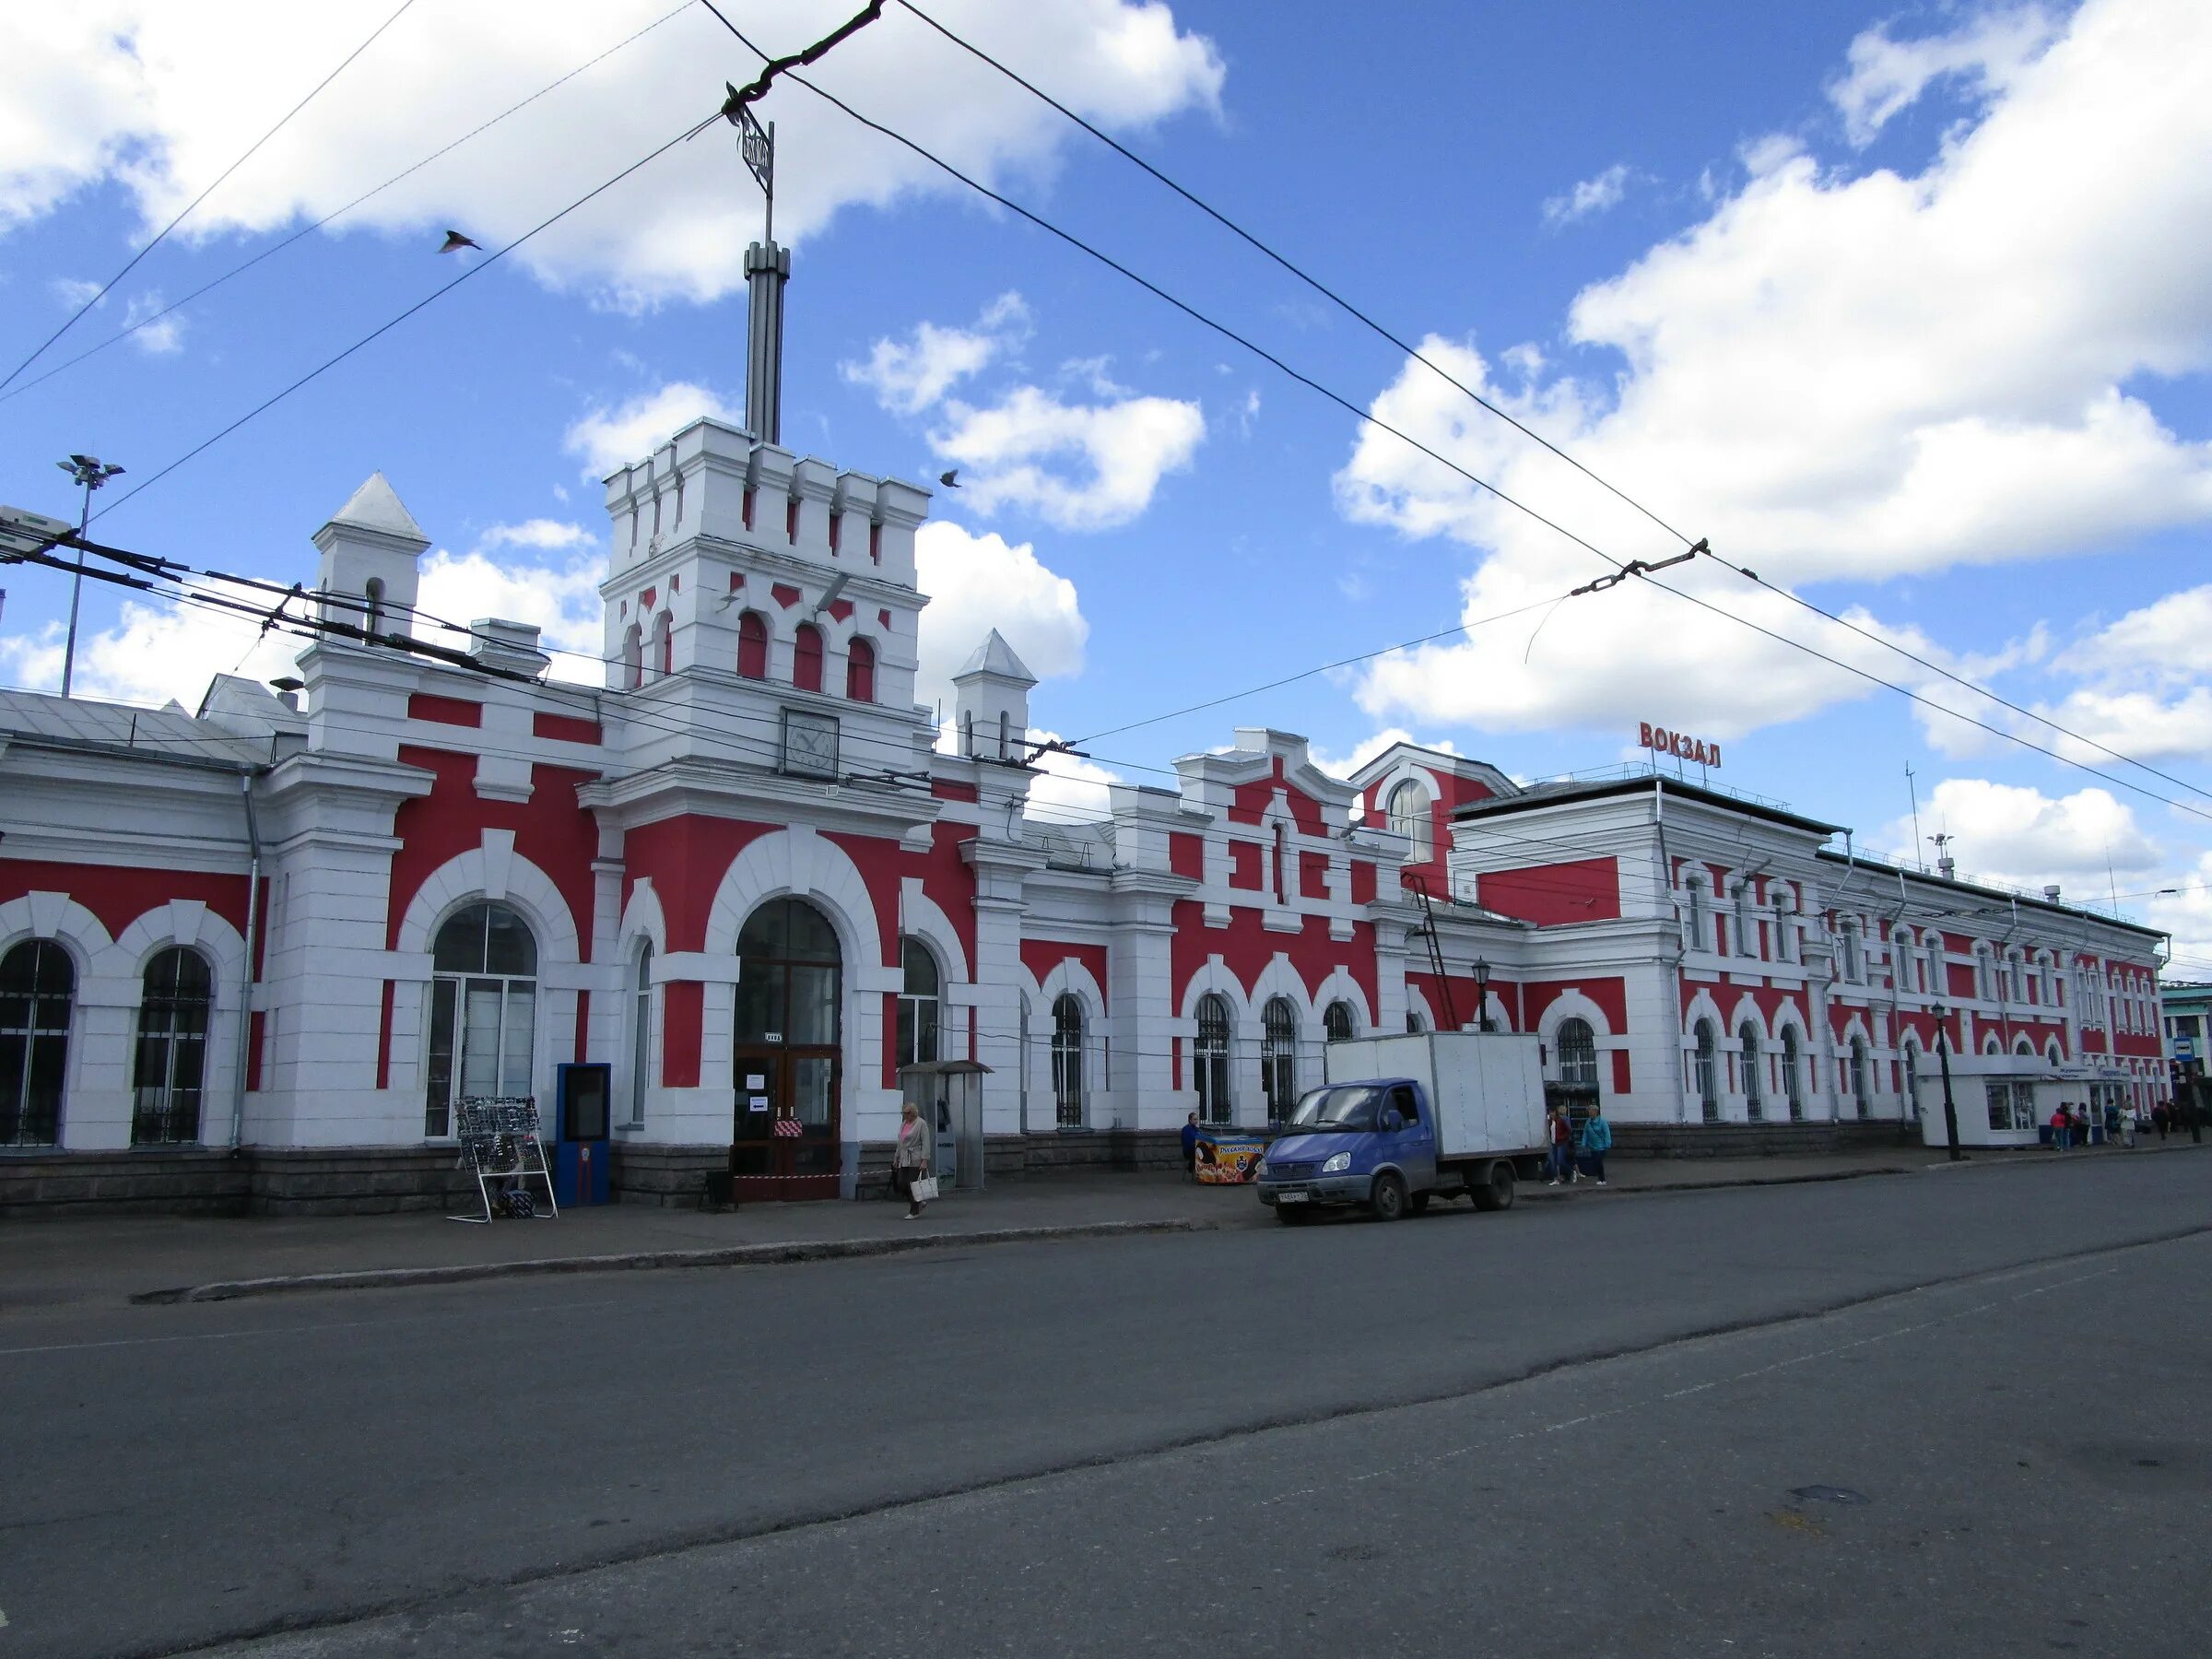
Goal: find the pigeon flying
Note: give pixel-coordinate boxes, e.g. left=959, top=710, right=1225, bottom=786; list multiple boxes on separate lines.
left=440, top=229, right=481, bottom=254
left=938, top=469, right=960, bottom=488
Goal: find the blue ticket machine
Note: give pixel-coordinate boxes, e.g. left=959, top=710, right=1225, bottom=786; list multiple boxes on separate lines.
left=555, top=1062, right=612, bottom=1206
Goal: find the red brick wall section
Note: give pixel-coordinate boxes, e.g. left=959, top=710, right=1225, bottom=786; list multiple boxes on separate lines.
left=385, top=750, right=603, bottom=951
left=1022, top=940, right=1112, bottom=1009
left=1170, top=832, right=1205, bottom=881
left=1228, top=841, right=1262, bottom=889
left=1478, top=857, right=1622, bottom=925
left=407, top=693, right=483, bottom=727
left=661, top=982, right=703, bottom=1088
left=0, top=860, right=254, bottom=943
left=1299, top=851, right=1332, bottom=899
left=532, top=712, right=601, bottom=744
left=1349, top=861, right=1377, bottom=905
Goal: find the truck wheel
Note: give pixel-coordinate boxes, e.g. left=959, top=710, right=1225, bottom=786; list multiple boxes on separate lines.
left=1275, top=1206, right=1313, bottom=1225
left=1407, top=1192, right=1430, bottom=1216
left=1470, top=1162, right=1516, bottom=1213
left=1369, top=1172, right=1407, bottom=1222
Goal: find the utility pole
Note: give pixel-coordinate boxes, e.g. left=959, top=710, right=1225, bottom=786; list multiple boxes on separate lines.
left=55, top=453, right=124, bottom=697
left=1906, top=764, right=1924, bottom=871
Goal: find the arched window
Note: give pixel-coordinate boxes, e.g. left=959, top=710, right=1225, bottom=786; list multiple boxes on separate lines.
left=1773, top=887, right=1797, bottom=963
left=1194, top=994, right=1233, bottom=1125
left=1927, top=935, right=1948, bottom=999
left=629, top=943, right=653, bottom=1127
left=1850, top=1037, right=1872, bottom=1118
left=2, top=938, right=75, bottom=1147
left=1894, top=929, right=1916, bottom=994
left=896, top=937, right=941, bottom=1070
left=845, top=637, right=877, bottom=703
left=1386, top=780, right=1432, bottom=862
left=2014, top=1035, right=2035, bottom=1057
left=1051, top=994, right=1084, bottom=1129
left=1271, top=822, right=1288, bottom=905
left=132, top=947, right=214, bottom=1145
left=997, top=710, right=1011, bottom=760
left=734, top=898, right=841, bottom=1048
left=1900, top=1037, right=1923, bottom=1121
left=1739, top=1022, right=1763, bottom=1122
left=426, top=901, right=538, bottom=1138
left=736, top=611, right=769, bottom=679
left=1694, top=1019, right=1719, bottom=1123
left=652, top=611, right=673, bottom=679
left=1734, top=883, right=1754, bottom=959
left=1406, top=1007, right=1427, bottom=1034
left=1781, top=1026, right=1805, bottom=1122
left=1324, top=1000, right=1357, bottom=1044
left=1841, top=921, right=1865, bottom=982
left=1686, top=878, right=1710, bottom=953
left=1261, top=997, right=1299, bottom=1124
left=621, top=623, right=643, bottom=690
left=793, top=622, right=824, bottom=693
left=364, top=576, right=386, bottom=640
left=1018, top=992, right=1032, bottom=1129
left=1556, top=1017, right=1598, bottom=1088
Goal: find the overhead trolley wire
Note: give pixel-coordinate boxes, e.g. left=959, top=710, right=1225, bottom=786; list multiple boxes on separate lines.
left=0, top=0, right=425, bottom=394
left=888, top=0, right=2212, bottom=811
left=0, top=0, right=696, bottom=407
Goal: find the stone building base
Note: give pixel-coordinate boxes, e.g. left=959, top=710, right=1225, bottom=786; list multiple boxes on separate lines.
left=1611, top=1119, right=1920, bottom=1159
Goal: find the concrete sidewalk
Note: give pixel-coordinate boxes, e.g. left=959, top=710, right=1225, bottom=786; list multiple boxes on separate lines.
left=3, top=1140, right=2195, bottom=1311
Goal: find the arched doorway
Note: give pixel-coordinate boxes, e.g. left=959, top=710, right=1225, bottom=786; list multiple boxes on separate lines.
left=732, top=897, right=842, bottom=1199
left=1, top=938, right=74, bottom=1147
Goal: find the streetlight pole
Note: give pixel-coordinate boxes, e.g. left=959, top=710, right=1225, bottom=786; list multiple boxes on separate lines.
left=1933, top=1001, right=1962, bottom=1162
left=54, top=453, right=124, bottom=698
left=1473, top=957, right=1494, bottom=1032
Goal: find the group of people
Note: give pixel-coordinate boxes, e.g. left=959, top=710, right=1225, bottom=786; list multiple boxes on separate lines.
left=1546, top=1101, right=1611, bottom=1187
left=2046, top=1100, right=2120, bottom=1150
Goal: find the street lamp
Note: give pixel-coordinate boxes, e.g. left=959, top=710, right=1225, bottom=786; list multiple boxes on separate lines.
left=54, top=453, right=124, bottom=698
left=1473, top=957, right=1494, bottom=1032
left=1932, top=1001, right=1962, bottom=1162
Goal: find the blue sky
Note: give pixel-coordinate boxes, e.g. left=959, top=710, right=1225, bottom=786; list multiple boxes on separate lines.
left=3, top=0, right=2209, bottom=969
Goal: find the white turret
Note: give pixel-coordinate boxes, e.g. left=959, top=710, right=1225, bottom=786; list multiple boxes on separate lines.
left=312, top=472, right=428, bottom=642
left=952, top=629, right=1036, bottom=761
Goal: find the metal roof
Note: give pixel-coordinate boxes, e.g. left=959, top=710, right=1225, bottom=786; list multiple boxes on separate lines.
left=0, top=688, right=268, bottom=766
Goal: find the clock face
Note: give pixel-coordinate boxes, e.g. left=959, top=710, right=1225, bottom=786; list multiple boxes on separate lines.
left=782, top=709, right=839, bottom=778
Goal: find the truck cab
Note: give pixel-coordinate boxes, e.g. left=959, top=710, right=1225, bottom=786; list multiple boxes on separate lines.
left=1253, top=1032, right=1547, bottom=1223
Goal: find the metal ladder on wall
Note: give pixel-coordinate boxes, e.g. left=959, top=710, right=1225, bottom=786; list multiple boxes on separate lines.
left=1400, top=873, right=1461, bottom=1030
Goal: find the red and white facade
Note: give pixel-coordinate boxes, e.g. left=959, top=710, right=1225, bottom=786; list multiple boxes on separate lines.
left=0, top=415, right=2171, bottom=1203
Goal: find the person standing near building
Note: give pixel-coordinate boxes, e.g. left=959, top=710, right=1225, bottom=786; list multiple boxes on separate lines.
left=1546, top=1105, right=1576, bottom=1185
left=1577, top=1100, right=1613, bottom=1187
left=894, top=1101, right=931, bottom=1218
left=2050, top=1102, right=2072, bottom=1151
left=1182, top=1111, right=1204, bottom=1181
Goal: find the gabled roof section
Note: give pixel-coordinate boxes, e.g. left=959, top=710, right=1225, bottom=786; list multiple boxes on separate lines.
left=325, top=471, right=427, bottom=544
left=1345, top=738, right=1518, bottom=801
left=956, top=629, right=1035, bottom=684
left=0, top=688, right=269, bottom=766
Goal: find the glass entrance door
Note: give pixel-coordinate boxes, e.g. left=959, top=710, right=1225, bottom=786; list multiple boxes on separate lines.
left=731, top=1045, right=841, bottom=1200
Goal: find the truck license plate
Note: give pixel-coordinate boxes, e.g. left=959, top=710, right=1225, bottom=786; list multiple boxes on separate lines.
left=1277, top=1190, right=1309, bottom=1203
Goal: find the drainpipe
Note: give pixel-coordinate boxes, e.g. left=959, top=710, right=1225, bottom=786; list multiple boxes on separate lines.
left=229, top=772, right=264, bottom=1152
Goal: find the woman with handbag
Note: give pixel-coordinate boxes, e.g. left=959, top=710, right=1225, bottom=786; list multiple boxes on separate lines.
left=894, top=1101, right=933, bottom=1218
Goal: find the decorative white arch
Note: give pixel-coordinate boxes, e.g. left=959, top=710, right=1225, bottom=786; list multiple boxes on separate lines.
left=1178, top=954, right=1254, bottom=1023
left=393, top=841, right=582, bottom=964
left=112, top=900, right=249, bottom=987
left=897, top=879, right=972, bottom=986
left=702, top=825, right=889, bottom=984
left=614, top=876, right=669, bottom=959
left=0, top=891, right=114, bottom=975
left=1403, top=983, right=1437, bottom=1032
left=1681, top=987, right=1729, bottom=1037
left=1249, top=952, right=1316, bottom=1020
left=1039, top=954, right=1109, bottom=1023
left=1725, top=993, right=1771, bottom=1041
left=2045, top=1038, right=2063, bottom=1065
left=1312, top=965, right=1375, bottom=1033
left=1536, top=988, right=1614, bottom=1042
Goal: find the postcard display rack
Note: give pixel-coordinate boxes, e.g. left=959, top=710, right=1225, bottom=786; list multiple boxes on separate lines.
left=450, top=1096, right=560, bottom=1224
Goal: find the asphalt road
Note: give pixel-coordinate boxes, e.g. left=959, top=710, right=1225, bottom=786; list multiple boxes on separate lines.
left=6, top=1156, right=2208, bottom=1658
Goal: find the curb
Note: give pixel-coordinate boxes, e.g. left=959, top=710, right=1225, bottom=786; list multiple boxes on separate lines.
left=1522, top=1165, right=1914, bottom=1201
left=130, top=1217, right=1218, bottom=1305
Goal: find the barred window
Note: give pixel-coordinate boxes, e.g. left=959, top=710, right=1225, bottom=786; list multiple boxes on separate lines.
left=132, top=947, right=213, bottom=1146
left=1194, top=994, right=1233, bottom=1125
left=1555, top=1018, right=1598, bottom=1088
left=1261, top=998, right=1299, bottom=1124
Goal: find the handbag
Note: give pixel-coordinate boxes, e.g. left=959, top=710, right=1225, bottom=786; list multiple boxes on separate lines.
left=909, top=1174, right=940, bottom=1204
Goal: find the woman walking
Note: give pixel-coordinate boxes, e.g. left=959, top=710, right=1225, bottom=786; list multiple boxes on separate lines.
left=894, top=1100, right=931, bottom=1218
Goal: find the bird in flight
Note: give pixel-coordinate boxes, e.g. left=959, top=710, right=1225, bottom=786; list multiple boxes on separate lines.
left=440, top=229, right=482, bottom=254
left=938, top=469, right=960, bottom=488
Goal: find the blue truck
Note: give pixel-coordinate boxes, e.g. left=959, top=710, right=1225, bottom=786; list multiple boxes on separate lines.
left=1254, top=1031, right=1550, bottom=1222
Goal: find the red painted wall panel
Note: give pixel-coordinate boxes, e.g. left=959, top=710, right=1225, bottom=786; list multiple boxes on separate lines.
left=661, top=981, right=703, bottom=1088
left=532, top=712, right=602, bottom=745
left=386, top=750, right=603, bottom=952
left=0, top=859, right=253, bottom=944
left=375, top=980, right=396, bottom=1089
left=1167, top=902, right=1377, bottom=1026
left=1227, top=841, right=1262, bottom=890
left=621, top=818, right=775, bottom=954
left=1299, top=851, right=1331, bottom=899
left=1021, top=939, right=1111, bottom=1009
left=1170, top=832, right=1205, bottom=881
left=407, top=693, right=482, bottom=727
left=1478, top=857, right=1621, bottom=925
left=1349, top=860, right=1377, bottom=905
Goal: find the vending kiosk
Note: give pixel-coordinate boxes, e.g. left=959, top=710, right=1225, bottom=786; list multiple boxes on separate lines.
left=554, top=1062, right=612, bottom=1206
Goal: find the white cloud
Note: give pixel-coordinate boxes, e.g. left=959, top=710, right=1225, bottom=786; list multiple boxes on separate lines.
left=1542, top=162, right=1631, bottom=227
left=481, top=518, right=594, bottom=551
left=0, top=2, right=1222, bottom=305
left=912, top=519, right=1088, bottom=717
left=841, top=292, right=1030, bottom=416
left=2056, top=585, right=2212, bottom=688
left=563, top=381, right=738, bottom=478
left=1830, top=4, right=2063, bottom=146
left=1310, top=727, right=1456, bottom=781
left=2144, top=850, right=2212, bottom=974
left=1875, top=777, right=2162, bottom=893
left=932, top=384, right=1205, bottom=531
left=416, top=547, right=605, bottom=681
left=121, top=289, right=182, bottom=354
left=1335, top=0, right=2212, bottom=740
